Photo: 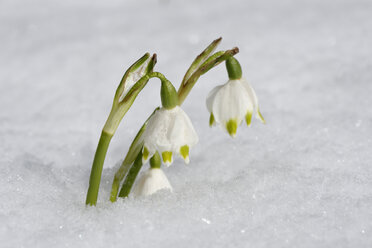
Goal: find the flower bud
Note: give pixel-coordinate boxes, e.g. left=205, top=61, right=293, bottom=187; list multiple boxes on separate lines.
left=149, top=152, right=161, bottom=169
left=225, top=57, right=242, bottom=80
left=161, top=79, right=179, bottom=109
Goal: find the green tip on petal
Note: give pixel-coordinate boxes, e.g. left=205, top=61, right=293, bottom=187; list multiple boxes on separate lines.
left=245, top=111, right=253, bottom=126
left=226, top=119, right=238, bottom=138
left=209, top=113, right=215, bottom=127
left=257, top=108, right=266, bottom=124
left=162, top=151, right=173, bottom=166
left=142, top=147, right=150, bottom=162
left=180, top=145, right=190, bottom=164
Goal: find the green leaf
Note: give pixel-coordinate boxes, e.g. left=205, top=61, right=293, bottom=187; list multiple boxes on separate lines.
left=181, top=37, right=222, bottom=86
left=178, top=47, right=239, bottom=105
left=114, top=53, right=151, bottom=104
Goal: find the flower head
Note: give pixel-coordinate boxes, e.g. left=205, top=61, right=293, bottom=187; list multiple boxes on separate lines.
left=206, top=57, right=265, bottom=137
left=142, top=106, right=199, bottom=166
left=132, top=168, right=173, bottom=196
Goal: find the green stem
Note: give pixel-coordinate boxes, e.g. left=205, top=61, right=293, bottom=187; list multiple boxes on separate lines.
left=86, top=130, right=113, bottom=206
left=118, top=150, right=143, bottom=198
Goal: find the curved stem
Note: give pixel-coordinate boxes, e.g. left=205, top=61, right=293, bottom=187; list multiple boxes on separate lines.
left=86, top=131, right=113, bottom=205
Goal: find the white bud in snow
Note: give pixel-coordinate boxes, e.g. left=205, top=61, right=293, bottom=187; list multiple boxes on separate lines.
left=142, top=106, right=199, bottom=166
left=206, top=78, right=265, bottom=137
left=133, top=168, right=173, bottom=196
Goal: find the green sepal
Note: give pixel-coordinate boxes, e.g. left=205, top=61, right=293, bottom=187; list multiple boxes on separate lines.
left=225, top=57, right=242, bottom=80
left=150, top=152, right=161, bottom=169
left=161, top=79, right=179, bottom=109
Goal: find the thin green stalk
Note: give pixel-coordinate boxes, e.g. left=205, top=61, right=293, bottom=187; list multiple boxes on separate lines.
left=86, top=131, right=113, bottom=205
left=118, top=150, right=144, bottom=198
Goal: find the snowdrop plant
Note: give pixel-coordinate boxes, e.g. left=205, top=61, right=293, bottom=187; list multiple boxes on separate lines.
left=85, top=37, right=264, bottom=206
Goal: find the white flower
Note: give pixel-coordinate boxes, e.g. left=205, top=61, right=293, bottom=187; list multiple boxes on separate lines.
left=142, top=106, right=199, bottom=166
left=206, top=78, right=265, bottom=137
left=132, top=168, right=173, bottom=196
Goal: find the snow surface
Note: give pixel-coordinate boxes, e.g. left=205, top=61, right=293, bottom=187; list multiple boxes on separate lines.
left=1, top=0, right=372, bottom=247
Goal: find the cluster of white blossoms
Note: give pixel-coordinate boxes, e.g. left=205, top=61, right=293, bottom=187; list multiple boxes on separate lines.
left=134, top=57, right=264, bottom=196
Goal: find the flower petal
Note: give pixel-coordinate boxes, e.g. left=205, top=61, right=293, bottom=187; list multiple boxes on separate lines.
left=143, top=106, right=198, bottom=165
left=206, top=85, right=223, bottom=112
left=212, top=80, right=250, bottom=126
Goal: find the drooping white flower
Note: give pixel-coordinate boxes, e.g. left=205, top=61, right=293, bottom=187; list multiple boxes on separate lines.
left=132, top=168, right=173, bottom=196
left=142, top=106, right=199, bottom=166
left=206, top=77, right=265, bottom=137
left=205, top=57, right=265, bottom=137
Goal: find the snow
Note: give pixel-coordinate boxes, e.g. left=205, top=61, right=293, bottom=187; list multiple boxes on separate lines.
left=1, top=0, right=372, bottom=247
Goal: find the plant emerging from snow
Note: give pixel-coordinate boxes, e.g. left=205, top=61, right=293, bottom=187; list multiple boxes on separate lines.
left=85, top=38, right=265, bottom=206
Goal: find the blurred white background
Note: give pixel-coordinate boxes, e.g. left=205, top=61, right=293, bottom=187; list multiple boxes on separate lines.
left=1, top=0, right=371, bottom=247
